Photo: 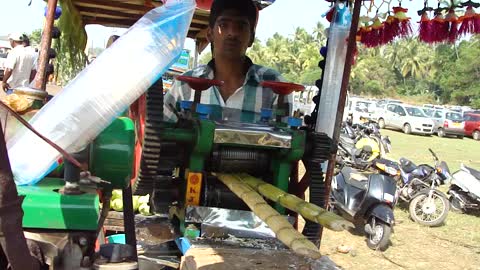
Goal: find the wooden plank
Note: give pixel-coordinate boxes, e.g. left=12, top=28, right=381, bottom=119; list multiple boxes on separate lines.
left=82, top=16, right=138, bottom=27
left=77, top=6, right=144, bottom=19
left=180, top=247, right=332, bottom=270
left=73, top=0, right=155, bottom=12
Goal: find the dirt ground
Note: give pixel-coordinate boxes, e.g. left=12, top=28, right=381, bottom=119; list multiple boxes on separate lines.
left=321, top=208, right=480, bottom=270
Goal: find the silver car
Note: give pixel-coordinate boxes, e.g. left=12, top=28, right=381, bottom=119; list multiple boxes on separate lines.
left=379, top=104, right=434, bottom=135
left=431, top=110, right=465, bottom=138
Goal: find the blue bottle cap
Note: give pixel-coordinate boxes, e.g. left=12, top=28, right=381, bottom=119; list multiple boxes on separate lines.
left=288, top=117, right=302, bottom=128
left=261, top=108, right=273, bottom=119
left=180, top=100, right=193, bottom=110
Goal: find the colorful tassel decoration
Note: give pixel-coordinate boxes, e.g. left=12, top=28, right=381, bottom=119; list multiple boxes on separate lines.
left=370, top=17, right=385, bottom=47
left=431, top=11, right=449, bottom=43
left=393, top=6, right=413, bottom=37
left=445, top=9, right=459, bottom=43
left=383, top=15, right=399, bottom=44
left=419, top=12, right=433, bottom=43
left=458, top=5, right=480, bottom=35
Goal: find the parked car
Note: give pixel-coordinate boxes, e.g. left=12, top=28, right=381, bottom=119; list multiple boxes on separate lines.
left=378, top=104, right=434, bottom=135
left=431, top=110, right=465, bottom=138
left=421, top=107, right=434, bottom=117
left=344, top=97, right=376, bottom=124
left=464, top=113, right=480, bottom=140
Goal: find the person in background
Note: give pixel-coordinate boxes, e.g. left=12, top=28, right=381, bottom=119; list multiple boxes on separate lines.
left=1, top=33, right=36, bottom=91
left=163, top=0, right=292, bottom=122
left=22, top=34, right=38, bottom=83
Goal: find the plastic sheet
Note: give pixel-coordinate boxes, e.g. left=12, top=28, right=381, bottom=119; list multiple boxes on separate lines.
left=7, top=0, right=196, bottom=185
left=315, top=1, right=352, bottom=137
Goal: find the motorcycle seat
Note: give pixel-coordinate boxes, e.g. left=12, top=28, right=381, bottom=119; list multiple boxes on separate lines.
left=463, top=165, right=480, bottom=180
left=400, top=158, right=417, bottom=173
left=346, top=172, right=368, bottom=190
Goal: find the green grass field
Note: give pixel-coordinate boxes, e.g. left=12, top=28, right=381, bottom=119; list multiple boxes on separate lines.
left=382, top=129, right=480, bottom=172
left=321, top=128, right=480, bottom=270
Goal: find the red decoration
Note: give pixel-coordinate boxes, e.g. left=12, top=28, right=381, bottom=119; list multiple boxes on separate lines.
left=445, top=9, right=459, bottom=43
left=459, top=6, right=480, bottom=35
left=383, top=15, right=399, bottom=44
left=419, top=12, right=433, bottom=43
left=431, top=12, right=449, bottom=43
left=393, top=7, right=412, bottom=37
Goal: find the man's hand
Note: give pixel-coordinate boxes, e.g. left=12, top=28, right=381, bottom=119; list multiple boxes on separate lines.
left=1, top=82, right=10, bottom=92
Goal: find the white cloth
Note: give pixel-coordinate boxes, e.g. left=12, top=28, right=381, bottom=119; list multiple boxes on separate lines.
left=4, top=45, right=36, bottom=89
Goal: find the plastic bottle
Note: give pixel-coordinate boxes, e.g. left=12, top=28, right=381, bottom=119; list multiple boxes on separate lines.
left=7, top=0, right=196, bottom=185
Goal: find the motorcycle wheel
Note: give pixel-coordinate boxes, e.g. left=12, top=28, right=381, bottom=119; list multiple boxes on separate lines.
left=366, top=217, right=391, bottom=251
left=409, top=191, right=450, bottom=227
left=449, top=196, right=466, bottom=214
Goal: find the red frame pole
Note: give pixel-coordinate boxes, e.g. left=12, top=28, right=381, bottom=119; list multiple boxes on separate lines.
left=33, top=0, right=58, bottom=91
left=319, top=0, right=362, bottom=245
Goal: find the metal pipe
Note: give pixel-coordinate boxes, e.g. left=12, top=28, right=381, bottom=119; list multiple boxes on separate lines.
left=122, top=185, right=138, bottom=261
left=0, top=122, right=40, bottom=270
left=323, top=0, right=362, bottom=207
left=33, top=0, right=58, bottom=91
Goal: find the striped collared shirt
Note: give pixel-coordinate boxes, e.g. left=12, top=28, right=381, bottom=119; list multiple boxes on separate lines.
left=163, top=57, right=293, bottom=122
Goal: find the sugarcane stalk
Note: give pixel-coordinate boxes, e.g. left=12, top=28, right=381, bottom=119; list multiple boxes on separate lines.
left=237, top=173, right=353, bottom=231
left=214, top=173, right=321, bottom=259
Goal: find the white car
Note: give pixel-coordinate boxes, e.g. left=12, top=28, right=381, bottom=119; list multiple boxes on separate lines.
left=378, top=104, right=434, bottom=135
left=344, top=97, right=376, bottom=124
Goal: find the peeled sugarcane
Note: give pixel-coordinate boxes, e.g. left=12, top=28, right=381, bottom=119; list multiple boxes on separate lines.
left=237, top=173, right=353, bottom=231
left=214, top=173, right=321, bottom=259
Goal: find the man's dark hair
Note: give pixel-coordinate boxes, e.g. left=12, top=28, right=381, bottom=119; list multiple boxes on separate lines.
left=209, top=0, right=258, bottom=31
left=22, top=34, right=30, bottom=46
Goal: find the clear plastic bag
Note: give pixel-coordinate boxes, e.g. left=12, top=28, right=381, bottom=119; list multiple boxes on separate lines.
left=7, top=0, right=196, bottom=185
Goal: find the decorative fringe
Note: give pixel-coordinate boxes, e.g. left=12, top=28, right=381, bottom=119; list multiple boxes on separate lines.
left=419, top=13, right=433, bottom=43
left=445, top=9, right=459, bottom=43
left=383, top=15, right=399, bottom=44
left=393, top=6, right=412, bottom=37
left=459, top=6, right=480, bottom=35
left=431, top=13, right=449, bottom=43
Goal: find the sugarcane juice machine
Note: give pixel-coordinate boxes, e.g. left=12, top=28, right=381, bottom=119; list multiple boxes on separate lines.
left=134, top=76, right=332, bottom=236
left=14, top=116, right=135, bottom=267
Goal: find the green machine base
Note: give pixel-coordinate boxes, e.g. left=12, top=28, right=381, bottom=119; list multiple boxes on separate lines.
left=18, top=178, right=99, bottom=231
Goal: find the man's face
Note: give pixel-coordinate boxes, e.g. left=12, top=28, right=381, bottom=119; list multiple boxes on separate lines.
left=208, top=10, right=253, bottom=60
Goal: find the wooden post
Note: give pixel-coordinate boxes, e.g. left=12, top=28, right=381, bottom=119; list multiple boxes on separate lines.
left=33, top=0, right=58, bottom=91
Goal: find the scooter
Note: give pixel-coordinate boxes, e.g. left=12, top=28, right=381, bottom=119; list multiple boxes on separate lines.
left=331, top=165, right=397, bottom=251
left=448, top=164, right=480, bottom=213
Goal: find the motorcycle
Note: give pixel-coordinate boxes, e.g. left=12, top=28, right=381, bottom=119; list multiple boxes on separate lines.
left=331, top=165, right=397, bottom=251
left=448, top=164, right=480, bottom=213
left=338, top=121, right=392, bottom=170
left=373, top=149, right=450, bottom=227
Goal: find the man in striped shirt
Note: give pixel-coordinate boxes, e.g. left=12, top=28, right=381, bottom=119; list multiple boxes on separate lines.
left=163, top=0, right=293, bottom=122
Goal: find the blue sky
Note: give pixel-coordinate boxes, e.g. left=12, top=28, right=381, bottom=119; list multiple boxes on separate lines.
left=1, top=0, right=425, bottom=51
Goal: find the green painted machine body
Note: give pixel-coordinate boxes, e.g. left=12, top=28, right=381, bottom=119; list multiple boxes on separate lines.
left=159, top=110, right=306, bottom=217
left=19, top=117, right=135, bottom=230
left=89, top=117, right=135, bottom=189
left=18, top=178, right=99, bottom=230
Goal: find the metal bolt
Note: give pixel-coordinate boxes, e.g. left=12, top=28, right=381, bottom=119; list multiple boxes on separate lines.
left=78, top=237, right=88, bottom=246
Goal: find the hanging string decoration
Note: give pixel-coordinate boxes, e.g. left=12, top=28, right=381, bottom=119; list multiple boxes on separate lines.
left=445, top=8, right=459, bottom=43
left=392, top=6, right=413, bottom=37
left=418, top=4, right=434, bottom=43
left=458, top=1, right=480, bottom=35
